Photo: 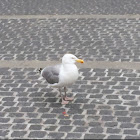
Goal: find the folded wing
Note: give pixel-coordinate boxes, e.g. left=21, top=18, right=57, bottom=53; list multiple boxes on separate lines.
left=41, top=65, right=61, bottom=84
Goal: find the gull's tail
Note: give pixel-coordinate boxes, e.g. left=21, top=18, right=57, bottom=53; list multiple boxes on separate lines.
left=37, top=68, right=44, bottom=81
left=38, top=68, right=43, bottom=74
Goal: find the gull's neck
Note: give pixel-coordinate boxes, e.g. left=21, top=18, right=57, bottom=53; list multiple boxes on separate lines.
left=62, top=63, right=77, bottom=69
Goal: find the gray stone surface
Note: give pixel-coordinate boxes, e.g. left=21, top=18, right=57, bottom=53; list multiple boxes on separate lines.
left=0, top=0, right=140, bottom=15
left=1, top=0, right=140, bottom=139
left=0, top=18, right=140, bottom=62
left=0, top=67, right=140, bottom=139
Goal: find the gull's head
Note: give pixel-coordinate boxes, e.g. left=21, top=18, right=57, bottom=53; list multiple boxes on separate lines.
left=62, top=54, right=84, bottom=64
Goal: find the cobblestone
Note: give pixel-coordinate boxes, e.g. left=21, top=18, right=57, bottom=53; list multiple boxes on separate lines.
left=11, top=131, right=27, bottom=138
left=0, top=130, right=9, bottom=137
left=1, top=0, right=140, bottom=137
left=48, top=132, right=64, bottom=139
left=0, top=67, right=140, bottom=138
left=12, top=124, right=27, bottom=130
left=66, top=133, right=83, bottom=139
left=0, top=0, right=140, bottom=15
left=107, top=135, right=122, bottom=139
left=28, top=131, right=47, bottom=138
left=0, top=18, right=140, bottom=62
left=84, top=134, right=106, bottom=139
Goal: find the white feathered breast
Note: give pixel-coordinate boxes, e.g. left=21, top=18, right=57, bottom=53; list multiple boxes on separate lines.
left=59, top=64, right=79, bottom=86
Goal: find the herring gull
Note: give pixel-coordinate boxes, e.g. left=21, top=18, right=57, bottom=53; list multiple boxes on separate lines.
left=39, top=54, right=84, bottom=104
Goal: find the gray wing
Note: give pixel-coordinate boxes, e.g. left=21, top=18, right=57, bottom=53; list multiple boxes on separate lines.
left=41, top=65, right=61, bottom=84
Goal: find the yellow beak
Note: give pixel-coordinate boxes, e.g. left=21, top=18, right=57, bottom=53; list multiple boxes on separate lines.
left=76, top=59, right=84, bottom=63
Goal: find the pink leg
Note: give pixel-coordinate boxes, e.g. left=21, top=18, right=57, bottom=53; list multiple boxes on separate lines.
left=61, top=98, right=69, bottom=105
left=59, top=88, right=69, bottom=105
left=64, top=96, right=74, bottom=101
left=64, top=87, right=74, bottom=101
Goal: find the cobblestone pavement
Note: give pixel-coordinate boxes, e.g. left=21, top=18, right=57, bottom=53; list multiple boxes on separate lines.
left=0, top=0, right=140, bottom=15
left=1, top=0, right=140, bottom=139
left=0, top=18, right=140, bottom=62
left=0, top=67, right=140, bottom=139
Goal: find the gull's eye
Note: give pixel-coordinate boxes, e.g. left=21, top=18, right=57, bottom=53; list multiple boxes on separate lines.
left=72, top=57, right=75, bottom=59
